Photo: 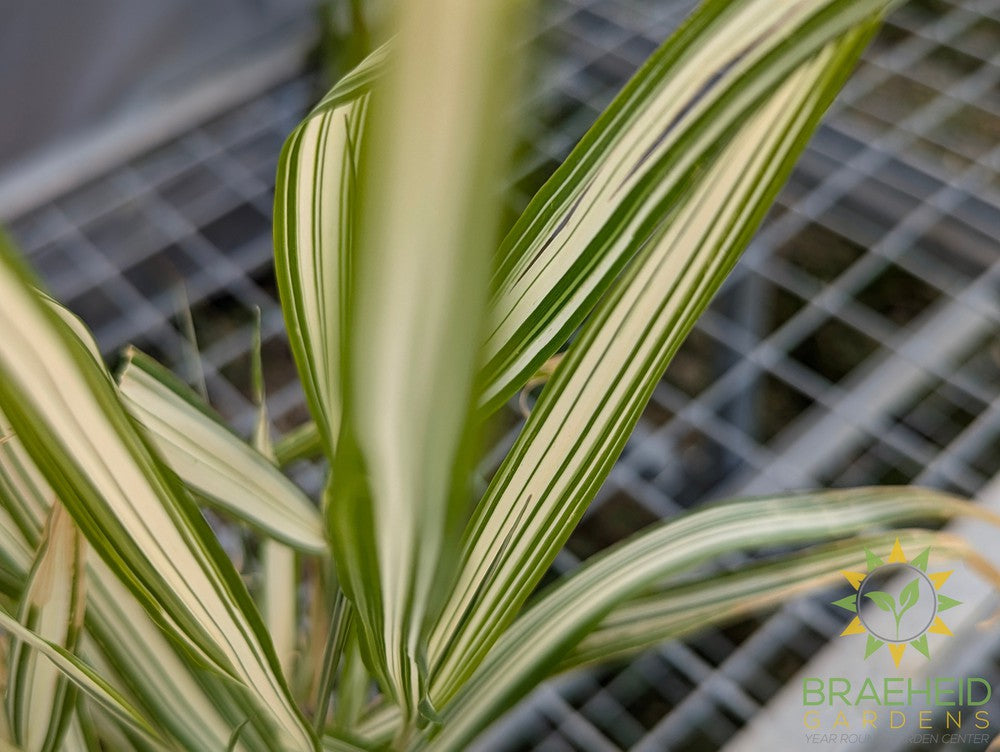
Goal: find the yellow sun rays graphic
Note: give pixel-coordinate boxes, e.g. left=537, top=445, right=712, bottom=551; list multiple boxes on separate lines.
left=833, top=538, right=961, bottom=668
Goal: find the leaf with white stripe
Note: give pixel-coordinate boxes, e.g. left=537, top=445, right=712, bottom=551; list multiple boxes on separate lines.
left=57, top=714, right=96, bottom=752
left=0, top=503, right=32, bottom=595
left=0, top=239, right=316, bottom=751
left=249, top=315, right=300, bottom=682
left=428, top=22, right=881, bottom=704
left=273, top=94, right=368, bottom=457
left=559, top=530, right=961, bottom=671
left=7, top=502, right=86, bottom=752
left=0, top=288, right=280, bottom=752
left=326, top=0, right=520, bottom=716
left=310, top=41, right=389, bottom=116
left=270, top=44, right=408, bottom=470
left=273, top=422, right=323, bottom=468
left=477, top=0, right=905, bottom=413
left=320, top=734, right=369, bottom=752
left=86, top=560, right=290, bottom=752
left=117, top=347, right=325, bottom=553
left=419, top=488, right=998, bottom=750
left=271, top=41, right=391, bottom=461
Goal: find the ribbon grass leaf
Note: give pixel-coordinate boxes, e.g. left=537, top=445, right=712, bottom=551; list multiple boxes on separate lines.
left=0, top=406, right=270, bottom=752
left=7, top=503, right=86, bottom=752
left=325, top=0, right=521, bottom=719
left=117, top=348, right=325, bottom=554
left=0, top=608, right=158, bottom=745
left=559, top=530, right=959, bottom=672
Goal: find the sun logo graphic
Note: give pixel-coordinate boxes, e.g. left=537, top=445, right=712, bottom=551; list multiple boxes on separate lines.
left=833, top=538, right=961, bottom=667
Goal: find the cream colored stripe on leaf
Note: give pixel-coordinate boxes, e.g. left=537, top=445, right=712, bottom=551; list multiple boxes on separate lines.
left=1, top=408, right=263, bottom=752
left=273, top=96, right=368, bottom=458
left=269, top=0, right=904, bottom=451
left=0, top=607, right=158, bottom=745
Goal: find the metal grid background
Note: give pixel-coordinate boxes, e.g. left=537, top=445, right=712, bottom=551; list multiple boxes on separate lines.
left=4, top=0, right=1000, bottom=750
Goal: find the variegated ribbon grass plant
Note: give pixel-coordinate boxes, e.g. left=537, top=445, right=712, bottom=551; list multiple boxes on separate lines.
left=0, top=1, right=992, bottom=750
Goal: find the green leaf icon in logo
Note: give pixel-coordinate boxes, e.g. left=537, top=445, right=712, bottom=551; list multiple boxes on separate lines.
left=864, top=590, right=895, bottom=612
left=864, top=578, right=921, bottom=640
left=836, top=540, right=960, bottom=666
left=898, top=577, right=920, bottom=615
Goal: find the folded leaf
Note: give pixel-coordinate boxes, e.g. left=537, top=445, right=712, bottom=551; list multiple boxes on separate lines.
left=310, top=41, right=389, bottom=117
left=559, top=530, right=952, bottom=671
left=273, top=95, right=368, bottom=457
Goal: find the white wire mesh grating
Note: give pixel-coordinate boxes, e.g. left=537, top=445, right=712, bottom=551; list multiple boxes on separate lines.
left=4, top=0, right=1000, bottom=750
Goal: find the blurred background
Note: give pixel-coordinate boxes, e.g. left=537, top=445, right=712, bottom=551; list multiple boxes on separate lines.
left=1, top=0, right=998, bottom=750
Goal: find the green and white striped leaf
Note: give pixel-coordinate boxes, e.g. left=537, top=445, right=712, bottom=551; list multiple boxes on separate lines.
left=273, top=94, right=368, bottom=457
left=273, top=422, right=323, bottom=468
left=58, top=715, right=95, bottom=752
left=310, top=41, right=389, bottom=117
left=0, top=240, right=316, bottom=750
left=311, top=589, right=352, bottom=733
left=320, top=733, right=369, bottom=752
left=419, top=488, right=996, bottom=750
left=38, top=293, right=103, bottom=367
left=428, top=21, right=883, bottom=704
left=478, top=0, right=903, bottom=414
left=271, top=41, right=390, bottom=462
left=276, top=0, right=904, bottom=427
left=249, top=317, right=301, bottom=682
left=22, top=302, right=305, bottom=748
left=7, top=503, right=86, bottom=752
left=0, top=607, right=157, bottom=745
left=0, top=503, right=32, bottom=595
left=351, top=703, right=400, bottom=750
left=325, top=0, right=520, bottom=715
left=0, top=414, right=50, bottom=555
left=117, top=347, right=325, bottom=553
left=73, top=708, right=141, bottom=752
left=82, top=570, right=262, bottom=752
left=559, top=530, right=957, bottom=672
left=333, top=627, right=372, bottom=733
